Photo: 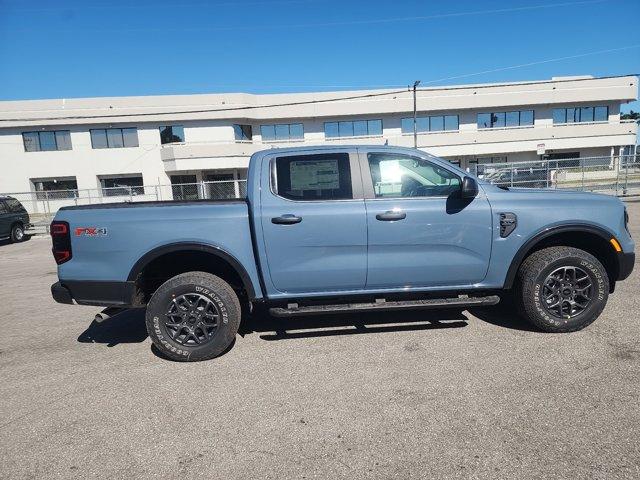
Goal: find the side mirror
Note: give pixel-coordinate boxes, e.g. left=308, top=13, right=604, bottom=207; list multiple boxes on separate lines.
left=461, top=177, right=478, bottom=199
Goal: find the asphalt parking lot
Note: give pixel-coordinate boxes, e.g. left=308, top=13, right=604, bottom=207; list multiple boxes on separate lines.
left=1, top=200, right=639, bottom=480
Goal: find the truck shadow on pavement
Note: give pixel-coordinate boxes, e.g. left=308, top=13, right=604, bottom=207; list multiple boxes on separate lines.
left=241, top=307, right=471, bottom=340
left=77, top=308, right=148, bottom=347
left=76, top=304, right=536, bottom=355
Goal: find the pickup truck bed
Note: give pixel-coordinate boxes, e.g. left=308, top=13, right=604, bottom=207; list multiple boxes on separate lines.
left=53, top=199, right=261, bottom=306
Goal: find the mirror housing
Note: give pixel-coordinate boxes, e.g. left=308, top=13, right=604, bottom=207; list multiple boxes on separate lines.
left=461, top=176, right=478, bottom=199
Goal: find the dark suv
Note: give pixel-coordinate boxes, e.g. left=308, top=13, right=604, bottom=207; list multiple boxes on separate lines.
left=0, top=196, right=31, bottom=243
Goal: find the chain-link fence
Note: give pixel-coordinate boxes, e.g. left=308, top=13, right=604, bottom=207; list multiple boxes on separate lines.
left=2, top=180, right=247, bottom=225
left=469, top=154, right=640, bottom=196
left=3, top=155, right=640, bottom=227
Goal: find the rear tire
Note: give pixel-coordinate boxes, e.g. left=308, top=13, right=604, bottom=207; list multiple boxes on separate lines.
left=516, top=246, right=609, bottom=333
left=145, top=272, right=241, bottom=361
left=10, top=223, right=25, bottom=243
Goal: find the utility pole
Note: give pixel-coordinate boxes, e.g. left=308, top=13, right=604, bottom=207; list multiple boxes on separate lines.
left=412, top=80, right=421, bottom=149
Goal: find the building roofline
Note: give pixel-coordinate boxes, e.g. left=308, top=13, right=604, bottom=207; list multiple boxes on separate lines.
left=0, top=74, right=637, bottom=128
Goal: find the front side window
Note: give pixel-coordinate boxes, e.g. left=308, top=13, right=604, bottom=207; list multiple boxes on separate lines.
left=260, top=123, right=304, bottom=141
left=22, top=130, right=72, bottom=152
left=324, top=119, right=383, bottom=138
left=274, top=153, right=352, bottom=201
left=368, top=153, right=461, bottom=198
left=91, top=128, right=139, bottom=148
left=233, top=124, right=252, bottom=141
left=159, top=125, right=185, bottom=144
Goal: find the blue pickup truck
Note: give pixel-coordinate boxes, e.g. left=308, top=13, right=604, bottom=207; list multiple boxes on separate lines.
left=51, top=146, right=635, bottom=361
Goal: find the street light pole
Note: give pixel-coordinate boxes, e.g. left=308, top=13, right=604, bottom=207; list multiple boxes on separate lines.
left=413, top=80, right=421, bottom=149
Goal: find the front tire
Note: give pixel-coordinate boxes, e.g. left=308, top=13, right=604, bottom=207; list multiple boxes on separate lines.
left=145, top=272, right=241, bottom=361
left=10, top=223, right=25, bottom=243
left=516, top=246, right=609, bottom=333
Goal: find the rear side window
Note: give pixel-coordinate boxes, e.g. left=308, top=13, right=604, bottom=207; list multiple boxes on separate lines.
left=5, top=199, right=24, bottom=212
left=0, top=202, right=7, bottom=214
left=274, top=153, right=352, bottom=201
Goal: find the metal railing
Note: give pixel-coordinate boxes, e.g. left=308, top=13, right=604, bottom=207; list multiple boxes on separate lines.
left=468, top=154, right=640, bottom=196
left=2, top=180, right=247, bottom=224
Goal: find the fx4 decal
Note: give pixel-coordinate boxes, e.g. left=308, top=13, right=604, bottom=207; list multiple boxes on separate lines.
left=75, top=227, right=108, bottom=237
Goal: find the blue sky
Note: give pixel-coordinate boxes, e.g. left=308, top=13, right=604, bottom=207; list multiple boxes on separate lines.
left=0, top=0, right=638, bottom=111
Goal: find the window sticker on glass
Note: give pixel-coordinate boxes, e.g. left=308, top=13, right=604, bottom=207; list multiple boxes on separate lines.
left=289, top=160, right=340, bottom=190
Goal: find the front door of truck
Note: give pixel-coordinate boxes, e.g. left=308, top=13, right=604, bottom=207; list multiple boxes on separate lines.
left=260, top=150, right=367, bottom=294
left=362, top=150, right=492, bottom=289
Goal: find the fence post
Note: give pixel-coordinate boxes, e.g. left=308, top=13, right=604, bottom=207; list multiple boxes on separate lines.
left=546, top=161, right=550, bottom=188
left=581, top=162, right=585, bottom=191
left=45, top=191, right=51, bottom=219
left=510, top=168, right=514, bottom=187
left=200, top=181, right=206, bottom=200
left=234, top=180, right=240, bottom=198
left=614, top=153, right=620, bottom=196
left=623, top=154, right=629, bottom=195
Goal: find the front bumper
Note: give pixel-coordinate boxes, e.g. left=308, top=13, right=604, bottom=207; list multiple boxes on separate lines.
left=618, top=252, right=635, bottom=281
left=51, top=280, right=139, bottom=307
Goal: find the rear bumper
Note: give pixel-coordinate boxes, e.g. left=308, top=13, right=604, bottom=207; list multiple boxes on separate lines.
left=51, top=280, right=138, bottom=307
left=618, top=252, right=635, bottom=281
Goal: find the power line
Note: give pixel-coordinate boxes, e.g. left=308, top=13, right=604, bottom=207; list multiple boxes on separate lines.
left=419, top=45, right=640, bottom=87
left=1, top=63, right=637, bottom=123
left=0, top=88, right=410, bottom=122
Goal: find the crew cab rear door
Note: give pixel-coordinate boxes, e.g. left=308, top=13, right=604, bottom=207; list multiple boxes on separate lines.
left=0, top=200, right=11, bottom=238
left=360, top=149, right=492, bottom=289
left=259, top=149, right=367, bottom=295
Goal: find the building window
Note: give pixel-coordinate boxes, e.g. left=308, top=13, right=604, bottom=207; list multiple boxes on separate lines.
left=99, top=175, right=144, bottom=197
left=260, top=123, right=304, bottom=142
left=324, top=119, right=383, bottom=138
left=553, top=106, right=608, bottom=124
left=159, top=125, right=185, bottom=144
left=31, top=177, right=78, bottom=199
left=90, top=128, right=139, bottom=149
left=477, top=110, right=534, bottom=129
left=22, top=130, right=72, bottom=152
left=401, top=115, right=459, bottom=134
left=233, top=124, right=253, bottom=141
left=170, top=174, right=198, bottom=200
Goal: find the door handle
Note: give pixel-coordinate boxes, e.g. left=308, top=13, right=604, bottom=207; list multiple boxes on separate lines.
left=376, top=211, right=406, bottom=221
left=271, top=214, right=302, bottom=225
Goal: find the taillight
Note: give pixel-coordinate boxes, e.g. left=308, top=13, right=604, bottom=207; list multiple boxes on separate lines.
left=50, top=221, right=72, bottom=265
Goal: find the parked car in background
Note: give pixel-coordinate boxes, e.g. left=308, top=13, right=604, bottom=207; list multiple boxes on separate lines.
left=481, top=162, right=551, bottom=188
left=50, top=146, right=634, bottom=361
left=0, top=196, right=30, bottom=243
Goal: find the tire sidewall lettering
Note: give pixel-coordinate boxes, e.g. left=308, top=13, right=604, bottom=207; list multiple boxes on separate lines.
left=533, top=257, right=606, bottom=326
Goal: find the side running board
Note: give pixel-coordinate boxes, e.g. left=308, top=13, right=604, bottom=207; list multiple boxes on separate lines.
left=269, top=295, right=500, bottom=318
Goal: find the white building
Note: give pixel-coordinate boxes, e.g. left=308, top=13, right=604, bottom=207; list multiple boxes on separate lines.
left=0, top=74, right=637, bottom=203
